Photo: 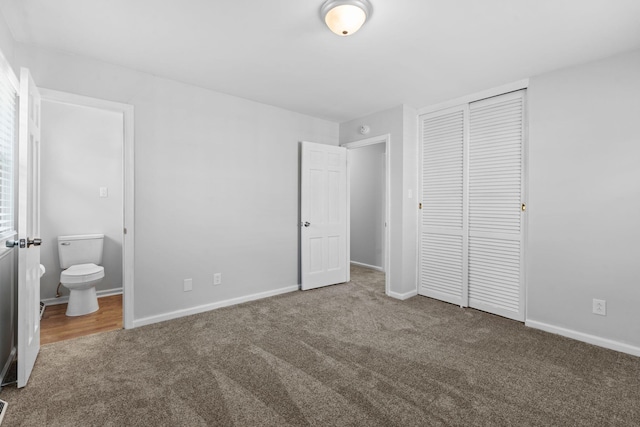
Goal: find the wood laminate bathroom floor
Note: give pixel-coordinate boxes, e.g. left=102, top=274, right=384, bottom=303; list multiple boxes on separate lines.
left=40, top=294, right=123, bottom=345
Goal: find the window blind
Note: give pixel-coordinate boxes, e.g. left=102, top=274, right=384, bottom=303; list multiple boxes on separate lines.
left=0, top=62, right=16, bottom=240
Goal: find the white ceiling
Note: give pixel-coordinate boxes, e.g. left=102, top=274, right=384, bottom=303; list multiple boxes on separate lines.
left=1, top=0, right=639, bottom=122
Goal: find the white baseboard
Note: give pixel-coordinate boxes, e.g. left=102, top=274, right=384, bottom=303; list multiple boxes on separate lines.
left=387, top=289, right=418, bottom=300
left=0, top=347, right=16, bottom=386
left=42, top=287, right=123, bottom=306
left=525, top=319, right=640, bottom=358
left=133, top=285, right=299, bottom=328
left=350, top=261, right=384, bottom=272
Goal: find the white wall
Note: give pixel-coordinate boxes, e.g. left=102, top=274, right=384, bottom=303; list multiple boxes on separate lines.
left=14, top=43, right=338, bottom=323
left=350, top=143, right=385, bottom=268
left=340, top=105, right=418, bottom=297
left=40, top=100, right=123, bottom=299
left=527, top=49, right=640, bottom=349
left=402, top=106, right=418, bottom=296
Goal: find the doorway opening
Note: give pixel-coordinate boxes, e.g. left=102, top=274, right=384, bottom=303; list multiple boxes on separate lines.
left=342, top=134, right=390, bottom=295
left=38, top=90, right=134, bottom=343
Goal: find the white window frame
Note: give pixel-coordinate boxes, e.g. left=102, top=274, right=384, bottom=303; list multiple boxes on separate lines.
left=0, top=49, right=18, bottom=255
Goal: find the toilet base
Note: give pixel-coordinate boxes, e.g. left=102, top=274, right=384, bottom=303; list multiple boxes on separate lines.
left=66, top=287, right=99, bottom=316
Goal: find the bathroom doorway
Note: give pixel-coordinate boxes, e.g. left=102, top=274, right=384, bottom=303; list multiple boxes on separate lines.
left=37, top=90, right=134, bottom=343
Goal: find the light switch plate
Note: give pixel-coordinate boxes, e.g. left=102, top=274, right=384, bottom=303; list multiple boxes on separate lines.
left=99, top=187, right=108, bottom=198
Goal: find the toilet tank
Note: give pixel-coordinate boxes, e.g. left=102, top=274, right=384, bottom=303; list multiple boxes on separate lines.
left=58, top=234, right=104, bottom=269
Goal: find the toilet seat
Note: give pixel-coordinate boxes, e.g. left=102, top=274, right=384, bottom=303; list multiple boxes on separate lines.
left=61, top=263, right=105, bottom=284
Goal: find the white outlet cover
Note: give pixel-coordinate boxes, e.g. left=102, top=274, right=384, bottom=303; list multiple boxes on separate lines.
left=99, top=187, right=108, bottom=198
left=213, top=273, right=222, bottom=285
left=592, top=298, right=606, bottom=316
left=184, top=278, right=193, bottom=292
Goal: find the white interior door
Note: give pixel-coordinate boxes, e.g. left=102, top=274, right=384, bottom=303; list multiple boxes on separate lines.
left=17, top=68, right=42, bottom=388
left=300, top=141, right=348, bottom=290
left=467, top=91, right=526, bottom=321
left=418, top=106, right=468, bottom=306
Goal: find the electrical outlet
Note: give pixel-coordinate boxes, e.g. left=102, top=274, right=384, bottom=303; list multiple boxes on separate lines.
left=184, top=278, right=193, bottom=292
left=213, top=273, right=222, bottom=286
left=99, top=187, right=108, bottom=198
left=593, top=298, right=606, bottom=316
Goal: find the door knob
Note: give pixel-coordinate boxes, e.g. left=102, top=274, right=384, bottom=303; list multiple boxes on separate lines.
left=27, top=238, right=42, bottom=248
left=303, top=222, right=310, bottom=227
left=5, top=239, right=24, bottom=248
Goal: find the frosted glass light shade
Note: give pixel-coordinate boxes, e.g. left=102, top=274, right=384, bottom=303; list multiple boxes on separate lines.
left=321, top=0, right=372, bottom=36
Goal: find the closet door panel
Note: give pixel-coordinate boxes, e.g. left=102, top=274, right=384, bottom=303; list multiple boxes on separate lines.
left=468, top=91, right=525, bottom=321
left=419, top=106, right=468, bottom=305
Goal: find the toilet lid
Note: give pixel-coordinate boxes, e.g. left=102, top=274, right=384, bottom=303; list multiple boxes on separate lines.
left=61, top=263, right=105, bottom=284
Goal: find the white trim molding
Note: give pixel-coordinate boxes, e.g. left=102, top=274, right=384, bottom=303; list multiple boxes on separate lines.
left=41, top=287, right=123, bottom=306
left=350, top=261, right=384, bottom=272
left=39, top=88, right=131, bottom=113
left=341, top=134, right=389, bottom=150
left=39, top=88, right=135, bottom=329
left=0, top=244, right=14, bottom=261
left=133, top=285, right=299, bottom=328
left=388, top=289, right=418, bottom=301
left=418, top=79, right=529, bottom=116
left=526, top=320, right=640, bottom=357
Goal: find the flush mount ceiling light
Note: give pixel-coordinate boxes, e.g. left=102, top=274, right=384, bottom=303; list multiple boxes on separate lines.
left=320, top=0, right=373, bottom=36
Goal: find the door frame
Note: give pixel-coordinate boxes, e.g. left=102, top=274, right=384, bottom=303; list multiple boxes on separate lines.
left=341, top=134, right=390, bottom=296
left=38, top=89, right=135, bottom=329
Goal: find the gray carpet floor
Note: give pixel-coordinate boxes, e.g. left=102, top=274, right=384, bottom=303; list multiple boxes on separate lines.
left=1, top=265, right=639, bottom=426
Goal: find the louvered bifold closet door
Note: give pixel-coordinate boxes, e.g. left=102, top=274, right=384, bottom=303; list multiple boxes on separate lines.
left=418, top=106, right=468, bottom=305
left=468, top=91, right=525, bottom=321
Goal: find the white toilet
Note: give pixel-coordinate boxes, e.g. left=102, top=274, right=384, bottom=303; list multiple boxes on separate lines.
left=58, top=234, right=105, bottom=316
